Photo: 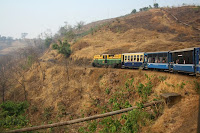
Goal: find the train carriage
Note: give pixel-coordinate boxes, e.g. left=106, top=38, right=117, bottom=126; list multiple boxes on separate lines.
left=144, top=51, right=170, bottom=70
left=92, top=54, right=121, bottom=67
left=170, top=47, right=200, bottom=74
left=121, top=53, right=144, bottom=68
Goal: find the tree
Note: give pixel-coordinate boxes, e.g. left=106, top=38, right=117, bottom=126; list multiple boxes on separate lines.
left=131, top=9, right=137, bottom=14
left=58, top=26, right=67, bottom=36
left=154, top=3, right=159, bottom=8
left=0, top=56, right=12, bottom=102
left=21, top=33, right=28, bottom=39
left=76, top=21, right=85, bottom=31
left=54, top=40, right=71, bottom=57
left=44, top=37, right=53, bottom=48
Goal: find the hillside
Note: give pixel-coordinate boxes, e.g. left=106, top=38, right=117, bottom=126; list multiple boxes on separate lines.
left=3, top=6, right=200, bottom=133
left=72, top=6, right=200, bottom=61
left=7, top=49, right=199, bottom=132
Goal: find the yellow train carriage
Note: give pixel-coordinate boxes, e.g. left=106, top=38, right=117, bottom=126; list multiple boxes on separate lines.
left=122, top=53, right=145, bottom=68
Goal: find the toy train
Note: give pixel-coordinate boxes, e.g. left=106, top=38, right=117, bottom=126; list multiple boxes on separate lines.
left=92, top=47, right=200, bottom=75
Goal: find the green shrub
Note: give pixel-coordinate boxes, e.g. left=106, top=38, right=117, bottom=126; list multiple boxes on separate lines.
left=121, top=109, right=151, bottom=133
left=53, top=40, right=71, bottom=57
left=58, top=40, right=71, bottom=57
left=0, top=101, right=29, bottom=129
left=52, top=43, right=59, bottom=49
left=105, top=88, right=111, bottom=95
left=158, top=76, right=167, bottom=82
left=131, top=9, right=137, bottom=14
left=88, top=120, right=97, bottom=132
left=137, top=81, right=153, bottom=102
left=43, top=106, right=54, bottom=120
left=99, top=117, right=122, bottom=133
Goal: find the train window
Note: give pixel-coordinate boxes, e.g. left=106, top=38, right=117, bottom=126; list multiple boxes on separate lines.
left=108, top=55, right=114, bottom=57
left=137, top=55, right=139, bottom=62
left=134, top=55, right=136, bottom=61
left=199, top=55, right=200, bottom=64
left=128, top=56, right=130, bottom=61
left=131, top=55, right=133, bottom=61
left=125, top=56, right=127, bottom=61
left=147, top=54, right=152, bottom=63
left=140, top=55, right=143, bottom=62
left=148, top=57, right=152, bottom=63
left=163, top=53, right=168, bottom=63
left=172, top=50, right=193, bottom=64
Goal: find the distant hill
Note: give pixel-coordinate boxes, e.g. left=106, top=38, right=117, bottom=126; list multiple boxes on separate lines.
left=0, top=39, right=35, bottom=55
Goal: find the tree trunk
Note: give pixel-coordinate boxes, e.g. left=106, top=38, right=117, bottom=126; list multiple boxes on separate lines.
left=23, top=85, right=27, bottom=101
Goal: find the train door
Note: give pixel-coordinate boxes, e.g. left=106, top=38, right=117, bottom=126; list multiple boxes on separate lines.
left=195, top=48, right=200, bottom=74
left=122, top=55, right=125, bottom=65
left=168, top=52, right=173, bottom=71
left=105, top=55, right=107, bottom=63
left=103, top=55, right=107, bottom=64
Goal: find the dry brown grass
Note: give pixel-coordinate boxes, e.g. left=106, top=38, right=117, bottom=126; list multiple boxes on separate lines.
left=71, top=6, right=200, bottom=61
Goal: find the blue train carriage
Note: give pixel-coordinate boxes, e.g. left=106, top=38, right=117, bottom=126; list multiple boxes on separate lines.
left=144, top=51, right=170, bottom=70
left=121, top=52, right=144, bottom=68
left=170, top=47, right=200, bottom=74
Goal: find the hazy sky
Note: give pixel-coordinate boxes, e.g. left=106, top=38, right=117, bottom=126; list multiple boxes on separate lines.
left=0, top=0, right=199, bottom=39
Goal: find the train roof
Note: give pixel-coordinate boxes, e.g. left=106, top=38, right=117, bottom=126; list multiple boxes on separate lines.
left=170, top=47, right=199, bottom=53
left=122, top=52, right=144, bottom=55
left=145, top=51, right=169, bottom=54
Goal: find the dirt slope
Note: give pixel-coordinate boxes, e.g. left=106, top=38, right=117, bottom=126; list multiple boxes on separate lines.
left=71, top=6, right=200, bottom=60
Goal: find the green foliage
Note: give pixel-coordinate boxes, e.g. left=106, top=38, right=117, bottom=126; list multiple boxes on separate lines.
left=78, top=127, right=87, bottom=133
left=78, top=76, right=165, bottom=133
left=158, top=76, right=167, bottom=82
left=99, top=108, right=152, bottom=133
left=144, top=74, right=151, bottom=80
left=139, top=7, right=149, bottom=12
left=44, top=37, right=53, bottom=48
left=0, top=101, right=29, bottom=129
left=57, top=102, right=68, bottom=118
left=131, top=9, right=137, bottom=14
left=43, top=106, right=54, bottom=121
left=52, top=43, right=59, bottom=49
left=121, top=109, right=151, bottom=133
left=27, top=55, right=35, bottom=68
left=125, top=78, right=134, bottom=89
left=180, top=82, right=186, bottom=89
left=53, top=40, right=71, bottom=57
left=105, top=88, right=111, bottom=95
left=99, top=117, right=122, bottom=133
left=58, top=40, right=71, bottom=57
left=137, top=81, right=153, bottom=102
left=78, top=120, right=97, bottom=133
left=154, top=3, right=159, bottom=8
left=88, top=120, right=97, bottom=132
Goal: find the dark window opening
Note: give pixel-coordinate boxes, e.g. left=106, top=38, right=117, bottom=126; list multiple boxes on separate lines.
left=172, top=50, right=193, bottom=64
left=147, top=53, right=168, bottom=63
left=137, top=55, right=139, bottom=62
left=134, top=55, right=136, bottom=61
